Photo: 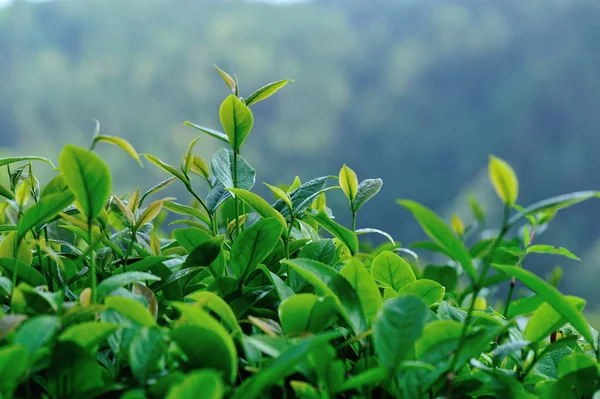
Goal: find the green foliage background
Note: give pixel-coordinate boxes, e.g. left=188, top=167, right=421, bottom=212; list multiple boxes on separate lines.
left=2, top=0, right=600, bottom=303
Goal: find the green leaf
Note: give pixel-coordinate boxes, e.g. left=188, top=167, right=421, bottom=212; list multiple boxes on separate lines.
left=219, top=94, right=254, bottom=149
left=59, top=321, right=120, bottom=348
left=355, top=228, right=396, bottom=245
left=130, top=326, right=166, bottom=385
left=14, top=315, right=59, bottom=354
left=508, top=191, right=600, bottom=228
left=264, top=182, right=292, bottom=210
left=374, top=295, right=428, bottom=371
left=257, top=265, right=295, bottom=301
left=245, top=80, right=293, bottom=106
left=308, top=211, right=358, bottom=256
left=185, top=291, right=243, bottom=338
left=415, top=320, right=463, bottom=358
left=184, top=121, right=229, bottom=144
left=143, top=154, right=188, bottom=183
left=525, top=296, right=586, bottom=343
left=166, top=369, right=224, bottom=399
left=47, top=342, right=104, bottom=399
left=18, top=190, right=75, bottom=238
left=227, top=188, right=287, bottom=230
left=398, top=279, right=445, bottom=307
left=97, top=272, right=161, bottom=302
left=214, top=64, right=236, bottom=93
left=398, top=200, right=477, bottom=283
left=211, top=149, right=256, bottom=190
left=172, top=227, right=211, bottom=253
left=59, top=144, right=112, bottom=218
left=230, top=218, right=283, bottom=282
left=0, top=232, right=32, bottom=265
left=232, top=332, right=340, bottom=399
left=170, top=303, right=238, bottom=383
left=488, top=155, right=518, bottom=205
left=558, top=353, right=597, bottom=377
left=0, top=258, right=44, bottom=286
left=371, top=250, right=416, bottom=292
left=139, top=177, right=177, bottom=207
left=0, top=183, right=14, bottom=200
left=163, top=201, right=210, bottom=226
left=298, top=239, right=337, bottom=264
left=526, top=245, right=580, bottom=261
left=354, top=178, right=383, bottom=212
left=0, top=156, right=55, bottom=168
left=492, top=264, right=594, bottom=345
left=282, top=258, right=366, bottom=335
left=340, top=258, right=382, bottom=324
left=339, top=164, right=358, bottom=202
left=184, top=235, right=224, bottom=269
left=105, top=296, right=156, bottom=327
left=93, top=135, right=143, bottom=167
left=273, top=176, right=330, bottom=220
left=422, top=265, right=458, bottom=292
left=0, top=344, right=29, bottom=397
left=278, top=294, right=337, bottom=335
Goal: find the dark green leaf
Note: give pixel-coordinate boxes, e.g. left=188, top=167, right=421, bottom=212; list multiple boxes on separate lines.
left=278, top=294, right=337, bottom=335
left=130, top=326, right=166, bottom=385
left=374, top=295, right=428, bottom=371
left=97, top=272, right=161, bottom=302
left=340, top=258, right=382, bottom=324
left=308, top=211, right=358, bottom=255
left=230, top=218, right=283, bottom=282
left=166, top=369, right=224, bottom=399
left=211, top=149, right=255, bottom=190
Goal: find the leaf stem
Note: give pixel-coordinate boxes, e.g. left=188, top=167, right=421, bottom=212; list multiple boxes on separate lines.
left=446, top=204, right=510, bottom=384
left=233, top=149, right=240, bottom=239
left=285, top=216, right=295, bottom=259
left=88, top=217, right=97, bottom=304
left=351, top=204, right=357, bottom=232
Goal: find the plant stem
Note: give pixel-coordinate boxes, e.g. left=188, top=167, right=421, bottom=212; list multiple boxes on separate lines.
left=285, top=216, right=295, bottom=259
left=43, top=227, right=54, bottom=291
left=186, top=185, right=215, bottom=234
left=351, top=206, right=357, bottom=232
left=233, top=149, right=240, bottom=238
left=446, top=204, right=510, bottom=383
left=503, top=225, right=533, bottom=317
left=122, top=228, right=137, bottom=273
left=88, top=217, right=97, bottom=304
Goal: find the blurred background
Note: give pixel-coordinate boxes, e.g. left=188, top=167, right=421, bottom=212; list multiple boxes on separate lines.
left=1, top=0, right=600, bottom=312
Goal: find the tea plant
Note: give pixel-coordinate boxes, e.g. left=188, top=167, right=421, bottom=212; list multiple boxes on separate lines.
left=0, top=66, right=599, bottom=399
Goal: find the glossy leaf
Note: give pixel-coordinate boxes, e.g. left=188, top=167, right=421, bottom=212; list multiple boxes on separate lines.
left=97, top=272, right=161, bottom=302
left=526, top=245, right=580, bottom=261
left=493, top=264, right=594, bottom=345
left=308, top=211, right=358, bottom=255
left=398, top=200, right=477, bottom=282
left=59, top=321, right=120, bottom=348
left=219, top=94, right=254, bottom=149
left=139, top=177, right=177, bottom=207
left=0, top=156, right=55, bottom=168
left=105, top=296, right=156, bottom=327
left=143, top=154, right=188, bottom=183
left=59, top=145, right=112, bottom=218
left=166, top=369, right=224, bottom=399
left=230, top=218, right=283, bottom=282
left=371, top=251, right=416, bottom=292
left=339, top=164, right=358, bottom=202
left=525, top=296, right=586, bottom=343
left=129, top=326, right=166, bottom=384
left=227, top=188, right=287, bottom=230
left=278, top=294, right=337, bottom=335
left=211, top=149, right=256, bottom=190
left=354, top=178, right=383, bottom=211
left=397, top=279, right=445, bottom=307
left=93, top=135, right=143, bottom=167
left=340, top=258, right=382, bottom=324
left=184, top=121, right=229, bottom=144
left=245, top=79, right=293, bottom=106
left=374, top=295, right=428, bottom=370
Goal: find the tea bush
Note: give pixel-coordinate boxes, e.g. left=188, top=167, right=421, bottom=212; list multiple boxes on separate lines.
left=0, top=67, right=599, bottom=399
